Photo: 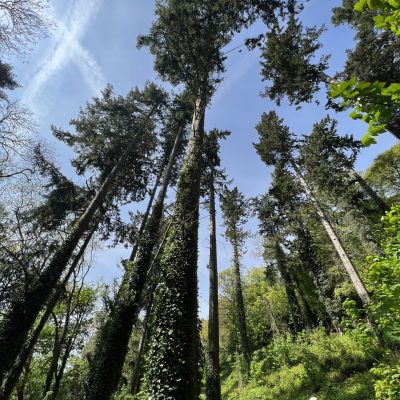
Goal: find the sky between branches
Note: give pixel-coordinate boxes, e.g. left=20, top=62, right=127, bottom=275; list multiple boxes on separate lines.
left=9, top=0, right=397, bottom=318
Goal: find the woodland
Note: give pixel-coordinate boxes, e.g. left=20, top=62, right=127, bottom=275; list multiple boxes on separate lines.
left=0, top=0, right=400, bottom=399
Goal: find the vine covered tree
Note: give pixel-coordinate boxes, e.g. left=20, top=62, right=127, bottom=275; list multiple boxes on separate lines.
left=0, top=83, right=167, bottom=383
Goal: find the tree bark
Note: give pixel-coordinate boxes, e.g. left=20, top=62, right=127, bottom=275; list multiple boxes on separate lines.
left=0, top=107, right=157, bottom=381
left=85, top=125, right=184, bottom=400
left=386, top=118, right=400, bottom=141
left=206, top=165, right=222, bottom=400
left=295, top=225, right=342, bottom=334
left=130, top=296, right=153, bottom=395
left=43, top=312, right=61, bottom=396
left=43, top=280, right=75, bottom=398
left=0, top=227, right=94, bottom=400
left=232, top=238, right=251, bottom=376
left=290, top=159, right=371, bottom=306
left=50, top=332, right=74, bottom=400
left=145, top=97, right=206, bottom=400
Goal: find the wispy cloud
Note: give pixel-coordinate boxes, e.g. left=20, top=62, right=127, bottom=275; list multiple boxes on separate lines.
left=212, top=49, right=258, bottom=106
left=22, top=0, right=106, bottom=117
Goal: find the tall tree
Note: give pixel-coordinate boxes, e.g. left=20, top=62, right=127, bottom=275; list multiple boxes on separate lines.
left=138, top=1, right=295, bottom=397
left=263, top=166, right=341, bottom=331
left=84, top=97, right=189, bottom=400
left=254, top=111, right=371, bottom=306
left=221, top=187, right=251, bottom=375
left=202, top=129, right=229, bottom=400
left=254, top=177, right=305, bottom=334
left=0, top=83, right=166, bottom=383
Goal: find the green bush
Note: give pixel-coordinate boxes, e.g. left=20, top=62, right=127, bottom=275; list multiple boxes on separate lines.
left=372, top=364, right=400, bottom=400
left=221, top=328, right=376, bottom=400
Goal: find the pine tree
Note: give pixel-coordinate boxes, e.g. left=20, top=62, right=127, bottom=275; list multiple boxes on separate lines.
left=84, top=98, right=189, bottom=400
left=254, top=177, right=305, bottom=334
left=0, top=83, right=166, bottom=383
left=202, top=129, right=229, bottom=400
left=138, top=1, right=290, bottom=397
left=221, top=187, right=252, bottom=375
left=299, top=116, right=389, bottom=215
left=254, top=111, right=371, bottom=306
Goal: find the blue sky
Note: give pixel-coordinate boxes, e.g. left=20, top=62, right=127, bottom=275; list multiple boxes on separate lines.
left=9, top=0, right=397, bottom=318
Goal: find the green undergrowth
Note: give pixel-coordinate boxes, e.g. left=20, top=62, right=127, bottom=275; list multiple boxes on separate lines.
left=220, top=328, right=379, bottom=400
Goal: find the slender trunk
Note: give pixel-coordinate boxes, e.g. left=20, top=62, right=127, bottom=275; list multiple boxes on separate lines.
left=0, top=107, right=157, bottom=380
left=274, top=242, right=303, bottom=334
left=130, top=168, right=164, bottom=263
left=232, top=239, right=251, bottom=376
left=43, top=285, right=74, bottom=398
left=290, top=159, right=371, bottom=306
left=43, top=313, right=61, bottom=396
left=349, top=169, right=389, bottom=214
left=0, top=228, right=95, bottom=400
left=14, top=355, right=31, bottom=400
left=206, top=166, right=221, bottom=400
left=50, top=334, right=74, bottom=400
left=145, top=97, right=206, bottom=400
left=290, top=271, right=318, bottom=330
left=85, top=126, right=184, bottom=400
left=295, top=224, right=342, bottom=333
left=130, top=297, right=153, bottom=395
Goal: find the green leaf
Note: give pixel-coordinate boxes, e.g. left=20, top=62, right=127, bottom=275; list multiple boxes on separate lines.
left=361, top=133, right=377, bottom=146
left=388, top=0, right=400, bottom=8
left=354, top=0, right=368, bottom=11
left=349, top=110, right=364, bottom=120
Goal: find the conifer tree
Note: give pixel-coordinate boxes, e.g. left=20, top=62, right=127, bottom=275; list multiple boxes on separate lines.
left=137, top=2, right=297, bottom=397
left=259, top=8, right=400, bottom=141
left=0, top=83, right=166, bottom=383
left=221, top=187, right=252, bottom=375
left=202, top=129, right=229, bottom=400
left=254, top=111, right=371, bottom=306
left=254, top=178, right=305, bottom=334
left=299, top=116, right=389, bottom=215
left=84, top=97, right=190, bottom=400
left=264, top=166, right=342, bottom=331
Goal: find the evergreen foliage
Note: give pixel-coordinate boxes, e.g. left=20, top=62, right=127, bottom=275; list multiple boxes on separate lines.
left=1, top=2, right=400, bottom=400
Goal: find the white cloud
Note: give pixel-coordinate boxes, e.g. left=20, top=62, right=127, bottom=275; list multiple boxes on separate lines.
left=212, top=49, right=258, bottom=106
left=22, top=0, right=106, bottom=117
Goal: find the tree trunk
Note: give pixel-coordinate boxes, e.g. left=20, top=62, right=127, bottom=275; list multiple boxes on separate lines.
left=145, top=97, right=206, bottom=400
left=50, top=334, right=74, bottom=400
left=85, top=126, right=184, bottom=400
left=130, top=167, right=164, bottom=263
left=130, top=296, right=153, bottom=395
left=232, top=238, right=251, bottom=376
left=349, top=169, right=389, bottom=214
left=43, top=283, right=75, bottom=398
left=290, top=270, right=318, bottom=330
left=14, top=353, right=32, bottom=400
left=295, top=225, right=342, bottom=333
left=274, top=242, right=303, bottom=334
left=386, top=118, right=400, bottom=140
left=290, top=159, right=371, bottom=306
left=0, top=228, right=95, bottom=400
left=43, top=313, right=61, bottom=396
left=206, top=165, right=222, bottom=400
left=0, top=107, right=157, bottom=381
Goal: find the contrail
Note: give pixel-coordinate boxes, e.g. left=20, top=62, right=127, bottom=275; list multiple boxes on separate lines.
left=22, top=0, right=106, bottom=117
